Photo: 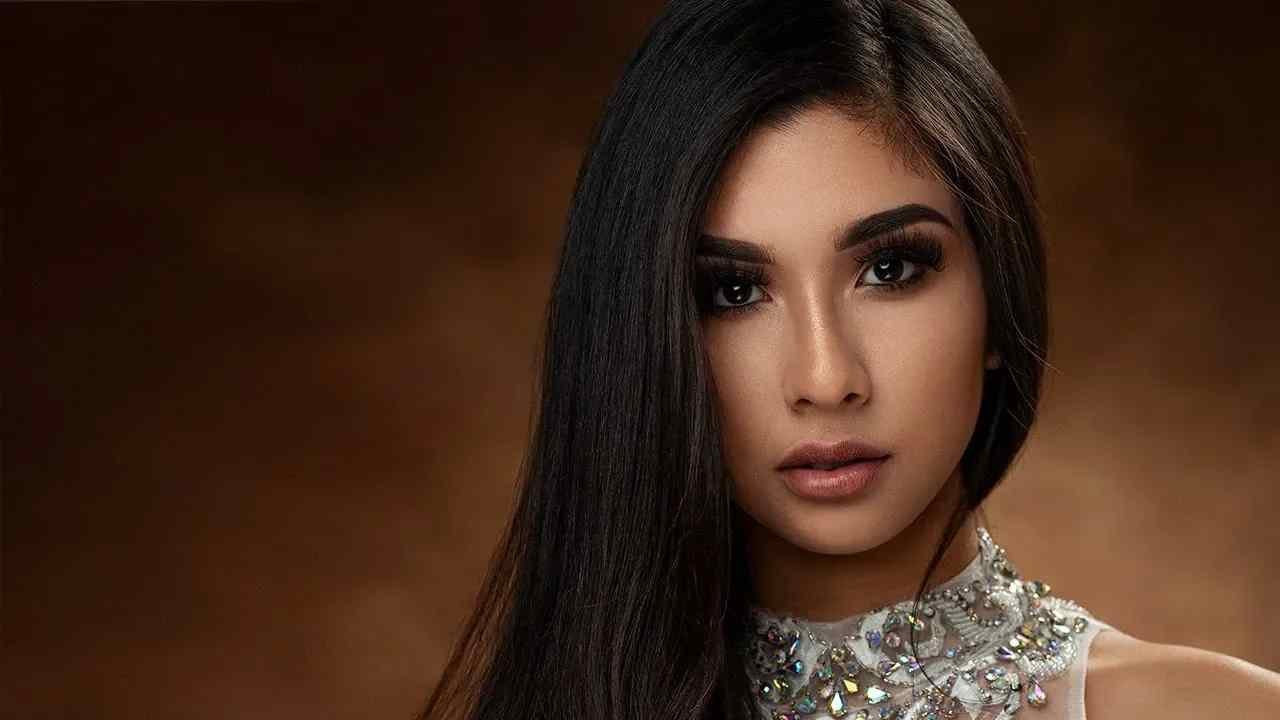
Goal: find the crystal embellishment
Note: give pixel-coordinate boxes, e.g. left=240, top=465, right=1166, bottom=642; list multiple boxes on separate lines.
left=864, top=686, right=889, bottom=704
left=741, top=527, right=1098, bottom=719
left=1027, top=679, right=1047, bottom=707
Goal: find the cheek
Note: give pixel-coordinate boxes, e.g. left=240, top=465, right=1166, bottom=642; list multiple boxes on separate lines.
left=703, top=320, right=784, bottom=474
left=866, top=272, right=988, bottom=464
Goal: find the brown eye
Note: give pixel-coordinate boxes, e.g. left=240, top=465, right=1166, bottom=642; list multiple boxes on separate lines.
left=695, top=262, right=771, bottom=316
left=852, top=230, right=946, bottom=293
left=713, top=280, right=765, bottom=309
left=858, top=257, right=923, bottom=286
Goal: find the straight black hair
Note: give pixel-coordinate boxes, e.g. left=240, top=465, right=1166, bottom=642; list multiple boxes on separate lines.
left=422, top=1, right=1048, bottom=718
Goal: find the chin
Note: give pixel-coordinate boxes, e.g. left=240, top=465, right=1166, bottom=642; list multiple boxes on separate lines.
left=776, top=503, right=910, bottom=555
left=735, top=491, right=908, bottom=557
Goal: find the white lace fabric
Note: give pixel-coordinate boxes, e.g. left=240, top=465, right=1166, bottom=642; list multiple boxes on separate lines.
left=741, top=527, right=1113, bottom=720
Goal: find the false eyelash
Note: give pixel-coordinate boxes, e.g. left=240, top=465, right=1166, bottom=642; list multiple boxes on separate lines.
left=693, top=228, right=948, bottom=317
left=693, top=259, right=771, bottom=317
left=853, top=228, right=948, bottom=292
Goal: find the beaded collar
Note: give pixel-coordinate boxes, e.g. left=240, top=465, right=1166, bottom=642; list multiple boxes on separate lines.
left=740, top=527, right=1094, bottom=720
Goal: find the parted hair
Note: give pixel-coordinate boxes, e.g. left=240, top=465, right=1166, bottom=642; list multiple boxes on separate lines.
left=422, top=2, right=1048, bottom=718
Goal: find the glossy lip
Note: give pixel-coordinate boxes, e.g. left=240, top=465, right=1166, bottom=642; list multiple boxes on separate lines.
left=776, top=438, right=891, bottom=501
left=780, top=456, right=887, bottom=500
left=776, top=438, right=891, bottom=471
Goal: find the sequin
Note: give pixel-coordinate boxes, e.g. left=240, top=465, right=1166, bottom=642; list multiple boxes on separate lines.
left=865, top=631, right=882, bottom=650
left=742, top=528, right=1094, bottom=719
left=772, top=677, right=792, bottom=697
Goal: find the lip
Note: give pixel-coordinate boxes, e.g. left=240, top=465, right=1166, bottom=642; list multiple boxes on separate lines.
left=777, top=438, right=891, bottom=471
left=776, top=438, right=891, bottom=501
left=780, top=456, right=887, bottom=500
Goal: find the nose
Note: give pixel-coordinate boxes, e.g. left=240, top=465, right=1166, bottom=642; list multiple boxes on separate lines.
left=784, top=305, right=870, bottom=413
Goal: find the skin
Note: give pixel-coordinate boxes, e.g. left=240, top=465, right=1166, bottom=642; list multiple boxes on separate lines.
left=1085, top=629, right=1280, bottom=719
left=697, top=103, right=1280, bottom=715
left=698, top=103, right=997, bottom=621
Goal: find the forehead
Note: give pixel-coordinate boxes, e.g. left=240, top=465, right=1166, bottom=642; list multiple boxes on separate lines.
left=702, top=105, right=962, bottom=239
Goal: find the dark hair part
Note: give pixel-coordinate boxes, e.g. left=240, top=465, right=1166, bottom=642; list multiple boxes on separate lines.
left=421, top=1, right=1048, bottom=718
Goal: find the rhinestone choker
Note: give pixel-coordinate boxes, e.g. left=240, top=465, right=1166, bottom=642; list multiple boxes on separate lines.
left=740, top=527, right=1094, bottom=720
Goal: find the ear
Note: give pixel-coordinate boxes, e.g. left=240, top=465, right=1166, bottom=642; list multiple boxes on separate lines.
left=984, top=350, right=1002, bottom=370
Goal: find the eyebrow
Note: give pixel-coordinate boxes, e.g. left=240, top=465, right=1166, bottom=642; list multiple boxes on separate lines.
left=695, top=202, right=955, bottom=264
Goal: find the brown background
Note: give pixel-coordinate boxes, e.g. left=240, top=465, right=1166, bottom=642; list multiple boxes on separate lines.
left=5, top=2, right=1278, bottom=718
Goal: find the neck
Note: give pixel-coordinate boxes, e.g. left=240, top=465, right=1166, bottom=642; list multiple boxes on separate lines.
left=743, top=467, right=980, bottom=621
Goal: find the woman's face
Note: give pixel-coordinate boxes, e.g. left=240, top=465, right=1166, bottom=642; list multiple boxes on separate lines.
left=698, top=104, right=996, bottom=556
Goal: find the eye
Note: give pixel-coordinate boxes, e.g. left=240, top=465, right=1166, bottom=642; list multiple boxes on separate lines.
left=852, top=231, right=947, bottom=293
left=711, top=277, right=767, bottom=310
left=694, top=262, right=771, bottom=317
left=857, top=255, right=926, bottom=287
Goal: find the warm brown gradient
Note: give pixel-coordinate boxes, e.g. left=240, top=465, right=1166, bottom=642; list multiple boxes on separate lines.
left=5, top=3, right=1278, bottom=717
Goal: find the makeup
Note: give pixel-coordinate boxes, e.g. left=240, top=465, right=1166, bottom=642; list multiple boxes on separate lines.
left=779, top=456, right=887, bottom=500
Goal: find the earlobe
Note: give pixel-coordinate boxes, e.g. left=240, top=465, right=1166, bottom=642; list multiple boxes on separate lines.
left=984, top=351, right=1002, bottom=370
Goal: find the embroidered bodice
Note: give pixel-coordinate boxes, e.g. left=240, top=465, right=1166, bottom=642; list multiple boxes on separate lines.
left=740, top=527, right=1113, bottom=720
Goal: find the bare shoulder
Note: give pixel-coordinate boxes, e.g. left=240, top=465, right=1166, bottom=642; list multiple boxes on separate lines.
left=1084, top=626, right=1280, bottom=720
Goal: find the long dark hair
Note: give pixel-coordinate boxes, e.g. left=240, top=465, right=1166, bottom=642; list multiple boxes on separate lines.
left=422, top=1, right=1048, bottom=718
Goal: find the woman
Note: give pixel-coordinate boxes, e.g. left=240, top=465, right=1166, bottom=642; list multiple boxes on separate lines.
left=422, top=1, right=1280, bottom=719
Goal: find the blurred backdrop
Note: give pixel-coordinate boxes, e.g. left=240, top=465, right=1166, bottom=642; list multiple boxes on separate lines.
left=5, top=2, right=1279, bottom=717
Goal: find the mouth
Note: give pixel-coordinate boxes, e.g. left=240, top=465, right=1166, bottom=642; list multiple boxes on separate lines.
left=778, top=456, right=888, bottom=500
left=776, top=438, right=891, bottom=472
left=776, top=438, right=890, bottom=500
left=796, top=459, right=877, bottom=471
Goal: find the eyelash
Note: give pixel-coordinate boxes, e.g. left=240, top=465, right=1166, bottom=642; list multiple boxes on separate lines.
left=694, top=229, right=947, bottom=318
